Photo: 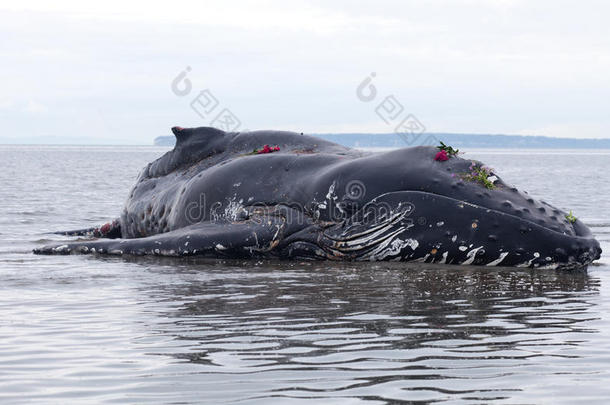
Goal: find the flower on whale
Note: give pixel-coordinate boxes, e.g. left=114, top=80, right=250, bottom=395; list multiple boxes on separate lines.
left=566, top=210, right=577, bottom=224
left=258, top=144, right=280, bottom=154
left=434, top=141, right=459, bottom=162
left=244, top=145, right=281, bottom=155
left=461, top=161, right=498, bottom=189
left=434, top=150, right=449, bottom=161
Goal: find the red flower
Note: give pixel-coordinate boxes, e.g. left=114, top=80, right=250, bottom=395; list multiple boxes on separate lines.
left=251, top=145, right=281, bottom=155
left=435, top=150, right=449, bottom=161
left=255, top=145, right=280, bottom=154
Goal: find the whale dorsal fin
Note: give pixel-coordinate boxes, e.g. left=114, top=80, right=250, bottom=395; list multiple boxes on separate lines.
left=171, top=126, right=191, bottom=144
left=171, top=126, right=225, bottom=146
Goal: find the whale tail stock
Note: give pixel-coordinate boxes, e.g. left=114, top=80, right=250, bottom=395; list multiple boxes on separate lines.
left=53, top=219, right=122, bottom=239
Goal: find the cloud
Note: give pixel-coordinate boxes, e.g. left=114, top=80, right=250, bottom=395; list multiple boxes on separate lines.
left=24, top=100, right=48, bottom=114
left=1, top=0, right=609, bottom=143
left=0, top=99, right=15, bottom=110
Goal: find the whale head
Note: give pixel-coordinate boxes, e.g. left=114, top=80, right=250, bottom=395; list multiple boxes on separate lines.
left=318, top=146, right=602, bottom=269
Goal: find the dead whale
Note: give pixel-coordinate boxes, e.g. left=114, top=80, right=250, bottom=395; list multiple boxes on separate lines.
left=34, top=126, right=601, bottom=269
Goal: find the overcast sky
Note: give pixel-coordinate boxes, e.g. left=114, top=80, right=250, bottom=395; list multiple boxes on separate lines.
left=1, top=0, right=609, bottom=144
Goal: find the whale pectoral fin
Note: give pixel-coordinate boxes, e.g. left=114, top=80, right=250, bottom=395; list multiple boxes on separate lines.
left=321, top=193, right=417, bottom=260
left=34, top=214, right=287, bottom=257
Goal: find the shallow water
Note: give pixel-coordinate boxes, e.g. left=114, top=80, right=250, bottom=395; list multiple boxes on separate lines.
left=1, top=145, right=609, bottom=404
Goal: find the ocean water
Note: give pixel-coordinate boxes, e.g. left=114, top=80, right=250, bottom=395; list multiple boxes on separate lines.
left=1, top=145, right=609, bottom=404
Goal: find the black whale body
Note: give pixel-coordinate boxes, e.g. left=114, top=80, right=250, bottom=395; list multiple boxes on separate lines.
left=35, top=126, right=601, bottom=269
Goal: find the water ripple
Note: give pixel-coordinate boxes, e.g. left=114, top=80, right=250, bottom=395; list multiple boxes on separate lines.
left=1, top=146, right=610, bottom=403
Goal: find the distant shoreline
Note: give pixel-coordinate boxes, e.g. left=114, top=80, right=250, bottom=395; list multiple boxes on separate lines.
left=154, top=133, right=610, bottom=149
left=2, top=132, right=609, bottom=148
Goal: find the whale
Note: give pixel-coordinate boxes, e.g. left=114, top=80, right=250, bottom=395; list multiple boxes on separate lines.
left=34, top=126, right=601, bottom=269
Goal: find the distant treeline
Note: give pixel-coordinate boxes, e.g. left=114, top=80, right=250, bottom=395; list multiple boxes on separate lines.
left=154, top=133, right=610, bottom=149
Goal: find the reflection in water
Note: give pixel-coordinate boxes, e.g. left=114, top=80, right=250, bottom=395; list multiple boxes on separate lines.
left=134, top=260, right=602, bottom=403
